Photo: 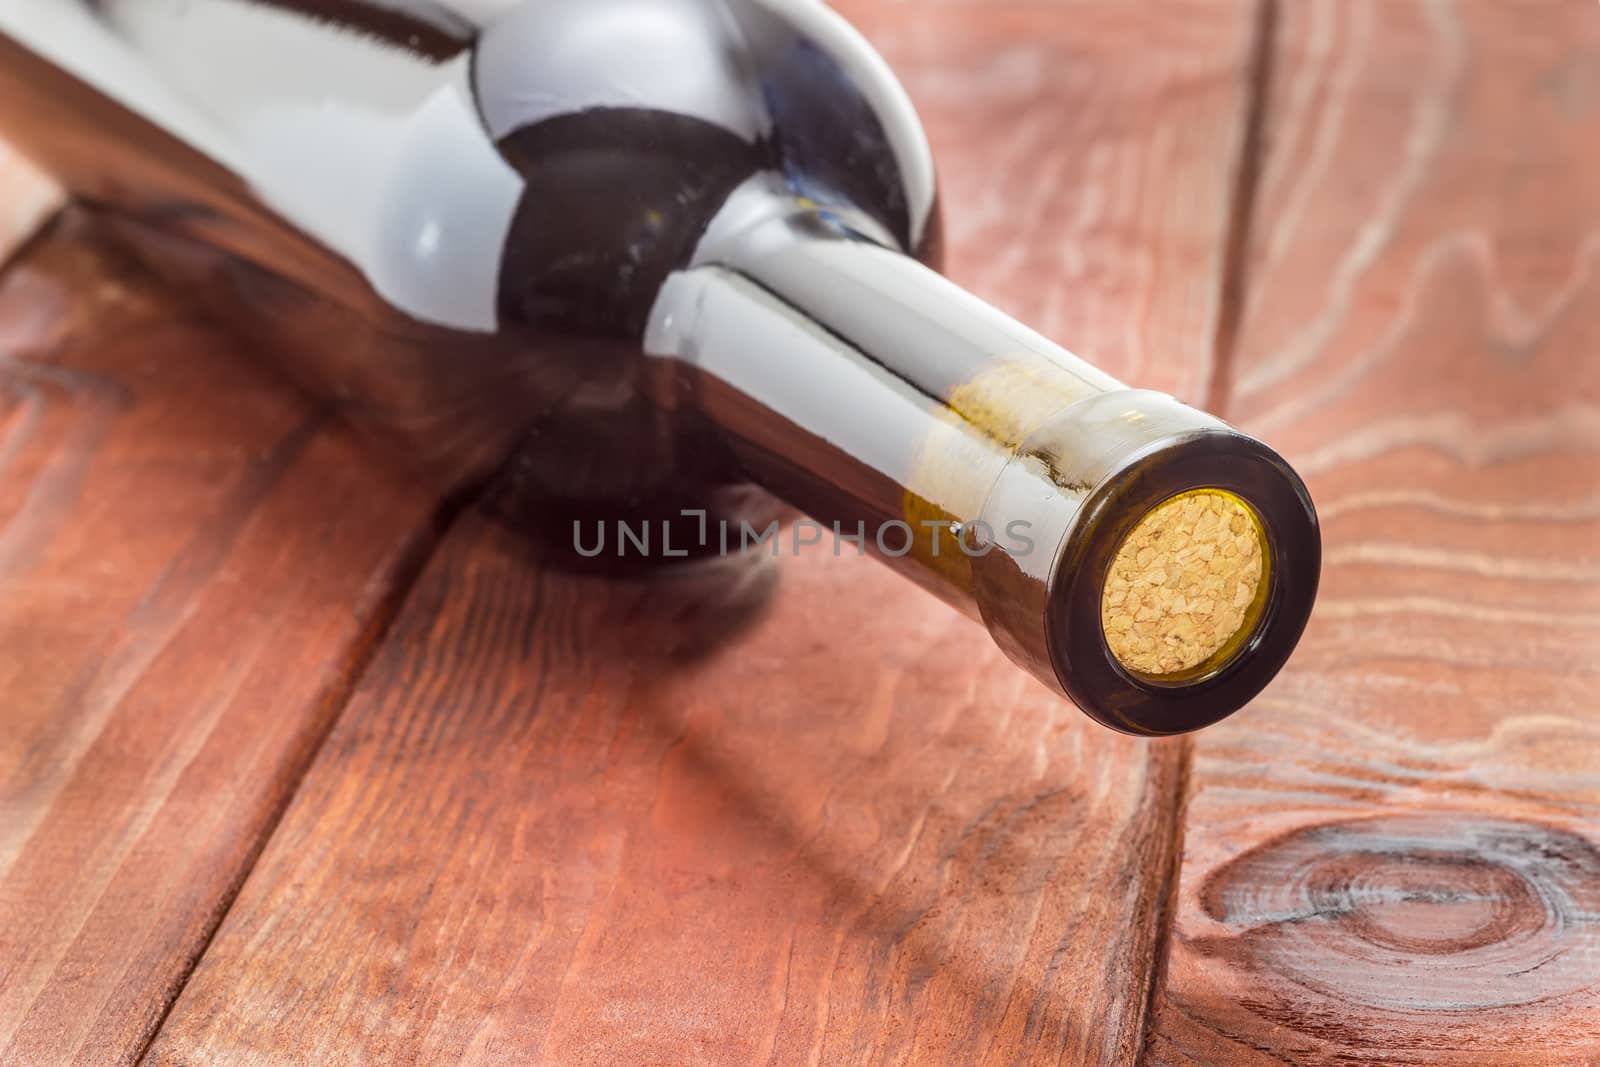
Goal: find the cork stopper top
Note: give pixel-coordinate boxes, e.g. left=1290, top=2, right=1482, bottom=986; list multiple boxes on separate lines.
left=1100, top=489, right=1267, bottom=680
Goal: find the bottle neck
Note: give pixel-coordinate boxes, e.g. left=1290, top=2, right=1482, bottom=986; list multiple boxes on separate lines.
left=654, top=214, right=1100, bottom=572
left=643, top=203, right=1133, bottom=680
left=646, top=199, right=1318, bottom=736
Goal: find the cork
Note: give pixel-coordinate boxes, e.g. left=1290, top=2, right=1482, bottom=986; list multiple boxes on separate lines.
left=1101, top=489, right=1266, bottom=679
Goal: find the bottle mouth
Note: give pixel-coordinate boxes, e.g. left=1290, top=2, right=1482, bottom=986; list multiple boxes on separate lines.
left=970, top=391, right=1320, bottom=736
left=1046, top=430, right=1319, bottom=735
left=1100, top=487, right=1272, bottom=686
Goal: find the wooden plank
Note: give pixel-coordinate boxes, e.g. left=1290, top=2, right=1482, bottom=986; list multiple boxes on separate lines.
left=0, top=213, right=439, bottom=1065
left=1148, top=1, right=1600, bottom=1063
left=146, top=5, right=1262, bottom=1065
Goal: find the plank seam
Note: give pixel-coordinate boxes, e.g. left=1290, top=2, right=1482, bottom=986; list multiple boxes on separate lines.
left=131, top=486, right=475, bottom=1067
left=1131, top=740, right=1195, bottom=1067
left=1205, top=0, right=1279, bottom=422
left=1139, top=0, right=1278, bottom=1061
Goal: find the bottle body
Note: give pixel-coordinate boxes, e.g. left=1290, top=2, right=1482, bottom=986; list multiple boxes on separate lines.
left=0, top=0, right=944, bottom=545
left=0, top=0, right=1321, bottom=734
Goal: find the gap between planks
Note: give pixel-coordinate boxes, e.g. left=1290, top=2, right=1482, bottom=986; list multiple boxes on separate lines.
left=1140, top=0, right=1279, bottom=1057
left=126, top=491, right=466, bottom=1066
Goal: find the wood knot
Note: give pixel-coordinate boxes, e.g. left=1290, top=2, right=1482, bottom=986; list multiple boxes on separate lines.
left=1198, top=815, right=1600, bottom=1014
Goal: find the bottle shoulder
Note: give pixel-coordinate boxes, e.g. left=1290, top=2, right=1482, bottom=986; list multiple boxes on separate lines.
left=476, top=0, right=941, bottom=336
left=4, top=0, right=941, bottom=333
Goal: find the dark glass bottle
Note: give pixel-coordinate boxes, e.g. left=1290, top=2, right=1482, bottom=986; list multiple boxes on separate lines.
left=0, top=0, right=1319, bottom=734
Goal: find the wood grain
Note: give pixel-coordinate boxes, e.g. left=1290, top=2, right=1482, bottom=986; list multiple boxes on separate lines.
left=1148, top=1, right=1600, bottom=1062
left=143, top=5, right=1261, bottom=1064
left=0, top=215, right=438, bottom=1066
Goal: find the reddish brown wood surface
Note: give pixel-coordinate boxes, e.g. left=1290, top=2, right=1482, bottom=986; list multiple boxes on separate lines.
left=0, top=217, right=438, bottom=1066
left=141, top=5, right=1260, bottom=1064
left=1147, top=2, right=1600, bottom=1063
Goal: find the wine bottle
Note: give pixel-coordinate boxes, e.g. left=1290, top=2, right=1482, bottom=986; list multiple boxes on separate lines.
left=0, top=0, right=1319, bottom=735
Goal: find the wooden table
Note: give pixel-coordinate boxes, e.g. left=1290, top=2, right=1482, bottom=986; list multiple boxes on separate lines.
left=3, top=2, right=1598, bottom=1063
